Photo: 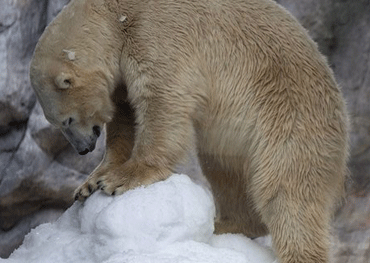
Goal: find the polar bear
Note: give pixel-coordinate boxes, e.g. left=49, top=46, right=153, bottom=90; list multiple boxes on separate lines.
left=30, top=0, right=349, bottom=262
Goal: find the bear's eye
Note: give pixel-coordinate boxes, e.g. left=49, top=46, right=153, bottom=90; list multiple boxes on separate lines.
left=62, top=117, right=74, bottom=127
left=64, top=79, right=72, bottom=86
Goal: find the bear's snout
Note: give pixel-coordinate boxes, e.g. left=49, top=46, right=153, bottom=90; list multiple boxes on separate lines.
left=77, top=141, right=96, bottom=155
left=62, top=126, right=101, bottom=155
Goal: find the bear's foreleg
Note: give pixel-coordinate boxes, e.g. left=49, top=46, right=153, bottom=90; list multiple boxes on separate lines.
left=93, top=84, right=195, bottom=196
left=74, top=101, right=135, bottom=201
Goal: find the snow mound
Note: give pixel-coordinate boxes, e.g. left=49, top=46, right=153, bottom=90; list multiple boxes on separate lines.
left=2, top=174, right=277, bottom=263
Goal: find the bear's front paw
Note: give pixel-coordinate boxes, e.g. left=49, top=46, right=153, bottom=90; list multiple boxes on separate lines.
left=96, top=160, right=171, bottom=196
left=73, top=164, right=110, bottom=201
left=74, top=181, right=98, bottom=201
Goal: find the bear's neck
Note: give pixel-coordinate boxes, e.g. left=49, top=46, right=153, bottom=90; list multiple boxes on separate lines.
left=91, top=0, right=146, bottom=95
left=94, top=0, right=148, bottom=97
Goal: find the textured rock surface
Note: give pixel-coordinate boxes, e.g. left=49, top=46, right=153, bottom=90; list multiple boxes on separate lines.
left=331, top=192, right=370, bottom=263
left=0, top=0, right=42, bottom=134
left=0, top=0, right=369, bottom=261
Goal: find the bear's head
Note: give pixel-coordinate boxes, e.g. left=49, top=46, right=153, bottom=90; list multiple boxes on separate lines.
left=30, top=0, right=120, bottom=155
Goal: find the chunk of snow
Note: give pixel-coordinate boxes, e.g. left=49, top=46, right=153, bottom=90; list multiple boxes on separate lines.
left=119, top=15, right=127, bottom=22
left=1, top=174, right=276, bottom=263
left=62, top=49, right=75, bottom=61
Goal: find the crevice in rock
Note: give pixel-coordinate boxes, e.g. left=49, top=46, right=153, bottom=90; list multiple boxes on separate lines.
left=0, top=120, right=28, bottom=184
left=0, top=21, right=16, bottom=34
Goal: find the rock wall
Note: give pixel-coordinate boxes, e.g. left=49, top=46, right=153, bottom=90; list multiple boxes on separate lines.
left=0, top=0, right=369, bottom=261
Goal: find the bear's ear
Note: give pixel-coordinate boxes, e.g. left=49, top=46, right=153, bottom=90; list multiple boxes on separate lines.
left=55, top=73, right=72, bottom=90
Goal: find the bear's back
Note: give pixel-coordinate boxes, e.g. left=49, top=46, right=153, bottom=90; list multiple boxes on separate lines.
left=120, top=0, right=347, bottom=158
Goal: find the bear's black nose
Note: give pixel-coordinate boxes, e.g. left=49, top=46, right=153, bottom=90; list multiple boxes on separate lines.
left=79, top=149, right=89, bottom=155
left=93, top=125, right=101, bottom=138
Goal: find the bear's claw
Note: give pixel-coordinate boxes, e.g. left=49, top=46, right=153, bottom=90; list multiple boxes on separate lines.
left=74, top=189, right=86, bottom=201
left=88, top=184, right=93, bottom=194
left=74, top=181, right=99, bottom=201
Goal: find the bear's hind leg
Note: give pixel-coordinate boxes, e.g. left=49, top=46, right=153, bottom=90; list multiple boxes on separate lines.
left=251, top=144, right=345, bottom=263
left=257, top=187, right=330, bottom=262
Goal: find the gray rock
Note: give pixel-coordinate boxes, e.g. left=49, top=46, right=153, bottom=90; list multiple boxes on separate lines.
left=329, top=0, right=370, bottom=194
left=331, top=191, right=370, bottom=263
left=0, top=101, right=105, bottom=229
left=0, top=0, right=46, bottom=134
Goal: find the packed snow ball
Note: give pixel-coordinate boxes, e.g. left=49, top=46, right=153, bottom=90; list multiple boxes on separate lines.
left=2, top=174, right=277, bottom=263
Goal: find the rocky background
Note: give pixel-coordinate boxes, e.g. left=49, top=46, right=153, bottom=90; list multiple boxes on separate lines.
left=0, top=0, right=369, bottom=262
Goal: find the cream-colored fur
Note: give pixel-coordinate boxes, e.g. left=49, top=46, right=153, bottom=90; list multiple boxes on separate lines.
left=30, top=0, right=349, bottom=262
